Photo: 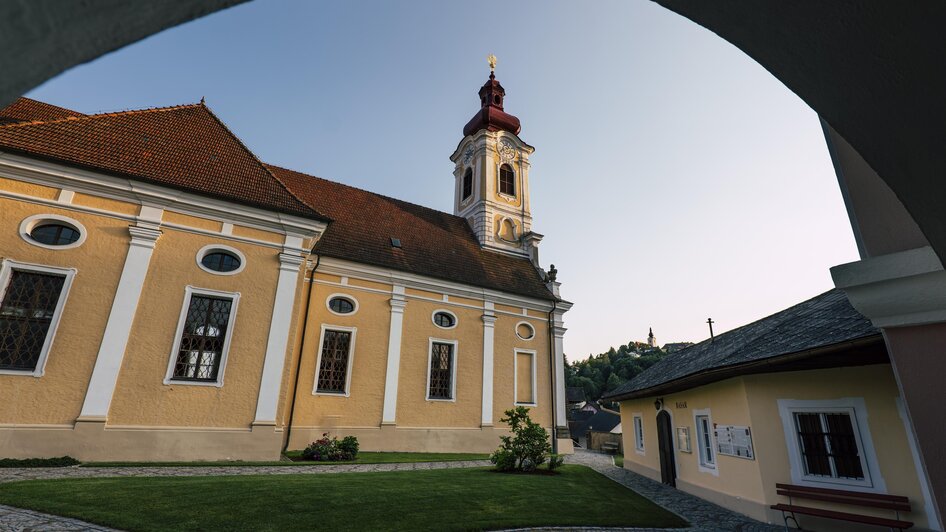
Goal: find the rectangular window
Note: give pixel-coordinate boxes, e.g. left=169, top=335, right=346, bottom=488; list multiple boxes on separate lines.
left=0, top=263, right=72, bottom=375
left=316, top=329, right=354, bottom=394
left=427, top=341, right=455, bottom=400
left=515, top=350, right=536, bottom=405
left=794, top=412, right=865, bottom=480
left=633, top=415, right=645, bottom=452
left=696, top=414, right=716, bottom=468
left=165, top=287, right=239, bottom=386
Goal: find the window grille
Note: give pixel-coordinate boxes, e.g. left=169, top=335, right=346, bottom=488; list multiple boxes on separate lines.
left=499, top=164, right=515, bottom=196
left=0, top=270, right=65, bottom=371
left=316, top=330, right=352, bottom=393
left=794, top=412, right=865, bottom=479
left=428, top=342, right=454, bottom=399
left=171, top=295, right=232, bottom=381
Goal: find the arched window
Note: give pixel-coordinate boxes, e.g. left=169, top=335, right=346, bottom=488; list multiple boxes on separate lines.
left=462, top=168, right=473, bottom=200
left=499, top=164, right=515, bottom=196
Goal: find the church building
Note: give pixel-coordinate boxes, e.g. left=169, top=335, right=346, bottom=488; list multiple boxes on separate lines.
left=0, top=63, right=573, bottom=461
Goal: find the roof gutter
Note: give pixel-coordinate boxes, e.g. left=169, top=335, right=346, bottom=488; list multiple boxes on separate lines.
left=604, top=334, right=885, bottom=403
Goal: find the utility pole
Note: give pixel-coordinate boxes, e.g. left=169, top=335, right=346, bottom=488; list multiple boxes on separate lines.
left=707, top=318, right=715, bottom=342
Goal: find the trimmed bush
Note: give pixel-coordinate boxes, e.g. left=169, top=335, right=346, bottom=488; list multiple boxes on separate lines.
left=0, top=456, right=80, bottom=468
left=490, top=406, right=553, bottom=473
left=302, top=433, right=359, bottom=461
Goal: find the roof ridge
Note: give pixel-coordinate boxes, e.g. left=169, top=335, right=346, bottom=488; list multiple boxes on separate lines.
left=265, top=163, right=468, bottom=225
left=196, top=104, right=327, bottom=221
left=12, top=97, right=86, bottom=117
left=0, top=102, right=203, bottom=130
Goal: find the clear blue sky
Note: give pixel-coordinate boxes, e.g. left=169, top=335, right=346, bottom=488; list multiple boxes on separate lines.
left=28, top=0, right=859, bottom=360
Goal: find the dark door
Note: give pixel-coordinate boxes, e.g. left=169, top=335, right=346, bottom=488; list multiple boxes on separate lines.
left=656, top=410, right=676, bottom=486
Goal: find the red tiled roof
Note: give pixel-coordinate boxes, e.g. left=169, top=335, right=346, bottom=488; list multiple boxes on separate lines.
left=0, top=100, right=324, bottom=220
left=270, top=165, right=556, bottom=301
left=0, top=97, right=84, bottom=125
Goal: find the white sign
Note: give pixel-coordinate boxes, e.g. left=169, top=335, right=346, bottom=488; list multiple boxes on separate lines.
left=715, top=425, right=754, bottom=460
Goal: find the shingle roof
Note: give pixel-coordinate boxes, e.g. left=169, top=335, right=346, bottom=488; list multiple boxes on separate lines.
left=0, top=100, right=325, bottom=221
left=604, top=289, right=880, bottom=400
left=0, top=97, right=84, bottom=125
left=270, top=165, right=556, bottom=301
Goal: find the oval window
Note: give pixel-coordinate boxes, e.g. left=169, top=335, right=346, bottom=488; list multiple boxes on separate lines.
left=433, top=311, right=456, bottom=328
left=30, top=223, right=80, bottom=246
left=201, top=251, right=241, bottom=273
left=517, top=322, right=535, bottom=340
left=329, top=297, right=355, bottom=314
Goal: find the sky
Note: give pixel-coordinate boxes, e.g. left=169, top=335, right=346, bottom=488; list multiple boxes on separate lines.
left=27, top=0, right=860, bottom=360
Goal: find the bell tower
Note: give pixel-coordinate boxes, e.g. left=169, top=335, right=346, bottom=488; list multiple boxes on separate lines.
left=450, top=55, right=541, bottom=262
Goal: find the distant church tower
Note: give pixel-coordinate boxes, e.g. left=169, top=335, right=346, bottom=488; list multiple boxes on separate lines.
left=450, top=55, right=542, bottom=263
left=647, top=327, right=657, bottom=348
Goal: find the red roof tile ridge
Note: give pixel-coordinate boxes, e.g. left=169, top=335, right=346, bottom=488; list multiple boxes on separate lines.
left=0, top=102, right=203, bottom=130
left=13, top=97, right=86, bottom=117
left=265, top=162, right=469, bottom=225
left=196, top=103, right=328, bottom=221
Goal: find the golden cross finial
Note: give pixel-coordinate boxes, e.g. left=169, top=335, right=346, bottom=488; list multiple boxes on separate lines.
left=487, top=54, right=497, bottom=73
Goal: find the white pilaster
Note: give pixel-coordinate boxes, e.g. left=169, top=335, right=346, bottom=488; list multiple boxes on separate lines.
left=381, top=286, right=407, bottom=425
left=481, top=301, right=497, bottom=426
left=253, top=250, right=306, bottom=425
left=78, top=218, right=162, bottom=421
left=550, top=300, right=572, bottom=434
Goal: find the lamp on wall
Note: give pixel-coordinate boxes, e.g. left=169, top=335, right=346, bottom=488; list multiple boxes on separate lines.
left=654, top=397, right=663, bottom=411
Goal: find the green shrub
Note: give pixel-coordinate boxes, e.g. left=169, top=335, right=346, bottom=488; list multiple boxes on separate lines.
left=301, top=433, right=359, bottom=462
left=547, top=454, right=564, bottom=471
left=490, top=406, right=552, bottom=473
left=0, top=456, right=80, bottom=468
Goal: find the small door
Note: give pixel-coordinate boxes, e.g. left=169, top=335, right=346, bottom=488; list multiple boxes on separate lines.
left=656, top=410, right=676, bottom=486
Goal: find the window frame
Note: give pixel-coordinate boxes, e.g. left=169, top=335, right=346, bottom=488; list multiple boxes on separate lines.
left=312, top=324, right=357, bottom=397
left=514, top=348, right=538, bottom=406
left=325, top=293, right=359, bottom=317
left=633, top=414, right=645, bottom=454
left=431, top=309, right=458, bottom=330
left=163, top=286, right=240, bottom=388
left=19, top=214, right=87, bottom=250
left=498, top=164, right=516, bottom=198
left=196, top=244, right=246, bottom=276
left=778, top=398, right=884, bottom=491
left=0, top=259, right=76, bottom=377
left=425, top=337, right=458, bottom=402
left=694, top=409, right=718, bottom=474
left=461, top=167, right=474, bottom=201
left=515, top=321, right=535, bottom=341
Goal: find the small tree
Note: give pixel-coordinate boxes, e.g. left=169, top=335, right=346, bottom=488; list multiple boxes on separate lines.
left=490, top=406, right=552, bottom=472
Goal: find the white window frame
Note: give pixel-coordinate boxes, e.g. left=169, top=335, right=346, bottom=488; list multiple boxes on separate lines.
left=778, top=398, right=885, bottom=492
left=19, top=214, right=87, bottom=250
left=514, top=348, right=538, bottom=406
left=195, top=244, right=246, bottom=276
left=515, top=321, right=535, bottom=341
left=163, top=286, right=240, bottom=387
left=426, top=337, right=458, bottom=402
left=431, top=308, right=458, bottom=330
left=312, top=324, right=357, bottom=397
left=0, top=259, right=76, bottom=377
left=497, top=163, right=518, bottom=200
left=633, top=414, right=645, bottom=454
left=325, top=293, right=359, bottom=317
left=694, top=408, right=718, bottom=475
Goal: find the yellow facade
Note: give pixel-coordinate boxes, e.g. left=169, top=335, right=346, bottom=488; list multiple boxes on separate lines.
left=619, top=364, right=937, bottom=530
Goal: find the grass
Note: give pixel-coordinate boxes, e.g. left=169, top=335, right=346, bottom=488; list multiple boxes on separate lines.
left=0, top=465, right=687, bottom=531
left=83, top=452, right=490, bottom=468
left=614, top=454, right=624, bottom=468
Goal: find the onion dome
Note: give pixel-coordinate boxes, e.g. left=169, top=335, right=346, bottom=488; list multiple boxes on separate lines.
left=463, top=58, right=521, bottom=137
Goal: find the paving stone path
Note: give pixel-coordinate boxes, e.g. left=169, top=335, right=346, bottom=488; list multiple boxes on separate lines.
left=0, top=504, right=117, bottom=531
left=564, top=450, right=782, bottom=532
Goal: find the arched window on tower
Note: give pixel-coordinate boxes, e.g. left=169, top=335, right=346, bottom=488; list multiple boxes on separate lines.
left=499, top=164, right=515, bottom=196
left=462, top=168, right=473, bottom=200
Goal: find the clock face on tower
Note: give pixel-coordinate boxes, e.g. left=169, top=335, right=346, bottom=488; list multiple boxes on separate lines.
left=498, top=139, right=516, bottom=162
left=462, top=144, right=475, bottom=164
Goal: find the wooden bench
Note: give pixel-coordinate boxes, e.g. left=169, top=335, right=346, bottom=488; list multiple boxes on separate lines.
left=771, top=483, right=913, bottom=531
left=600, top=442, right=619, bottom=454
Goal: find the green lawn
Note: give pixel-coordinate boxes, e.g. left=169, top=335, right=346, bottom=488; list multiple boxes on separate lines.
left=0, top=466, right=687, bottom=531
left=83, top=451, right=490, bottom=467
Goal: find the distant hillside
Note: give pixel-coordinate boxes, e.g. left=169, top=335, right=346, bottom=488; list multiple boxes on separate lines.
left=565, top=340, right=690, bottom=404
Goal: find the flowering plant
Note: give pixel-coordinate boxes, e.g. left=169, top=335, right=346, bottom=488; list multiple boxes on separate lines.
left=302, top=433, right=359, bottom=461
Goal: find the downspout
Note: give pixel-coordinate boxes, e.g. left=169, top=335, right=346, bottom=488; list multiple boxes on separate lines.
left=548, top=298, right=558, bottom=454
left=282, top=253, right=320, bottom=453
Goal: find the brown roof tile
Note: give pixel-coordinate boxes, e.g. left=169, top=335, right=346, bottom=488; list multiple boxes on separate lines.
left=0, top=97, right=84, bottom=125
left=0, top=99, right=324, bottom=220
left=270, top=165, right=555, bottom=301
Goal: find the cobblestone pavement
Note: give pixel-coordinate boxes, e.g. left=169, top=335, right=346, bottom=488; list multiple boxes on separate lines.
left=0, top=504, right=117, bottom=531
left=564, top=450, right=782, bottom=532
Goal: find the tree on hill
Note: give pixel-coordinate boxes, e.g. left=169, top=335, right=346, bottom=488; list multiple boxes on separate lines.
left=565, top=339, right=671, bottom=404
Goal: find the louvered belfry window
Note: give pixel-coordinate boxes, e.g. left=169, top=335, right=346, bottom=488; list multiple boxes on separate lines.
left=172, top=295, right=233, bottom=381
left=0, top=270, right=66, bottom=371
left=317, top=330, right=352, bottom=393
left=428, top=342, right=454, bottom=399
